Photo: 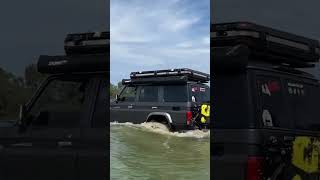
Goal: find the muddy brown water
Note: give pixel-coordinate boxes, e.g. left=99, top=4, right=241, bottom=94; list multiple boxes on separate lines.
left=110, top=122, right=210, bottom=180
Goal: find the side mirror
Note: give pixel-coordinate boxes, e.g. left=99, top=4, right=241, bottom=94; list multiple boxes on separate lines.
left=19, top=104, right=26, bottom=123
left=18, top=104, right=27, bottom=132
left=115, top=94, right=120, bottom=102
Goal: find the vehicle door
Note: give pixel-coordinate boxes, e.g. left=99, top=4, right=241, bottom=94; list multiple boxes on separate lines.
left=189, top=84, right=210, bottom=124
left=0, top=125, right=33, bottom=180
left=110, top=85, right=138, bottom=123
left=3, top=76, right=92, bottom=180
left=280, top=77, right=320, bottom=180
left=157, top=85, right=189, bottom=125
left=133, top=85, right=162, bottom=122
left=253, top=72, right=314, bottom=180
left=78, top=78, right=108, bottom=180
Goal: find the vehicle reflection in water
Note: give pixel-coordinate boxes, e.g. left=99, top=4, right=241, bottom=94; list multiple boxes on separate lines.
left=111, top=122, right=210, bottom=180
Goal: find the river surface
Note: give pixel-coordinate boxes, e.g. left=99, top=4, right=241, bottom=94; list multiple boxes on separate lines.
left=110, top=122, right=210, bottom=180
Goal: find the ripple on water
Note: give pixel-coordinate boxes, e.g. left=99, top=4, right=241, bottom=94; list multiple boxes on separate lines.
left=110, top=121, right=210, bottom=139
left=110, top=121, right=210, bottom=180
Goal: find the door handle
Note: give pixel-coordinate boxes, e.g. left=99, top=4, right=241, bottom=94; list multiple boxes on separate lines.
left=11, top=142, right=33, bottom=147
left=152, top=106, right=158, bottom=109
left=57, top=141, right=72, bottom=147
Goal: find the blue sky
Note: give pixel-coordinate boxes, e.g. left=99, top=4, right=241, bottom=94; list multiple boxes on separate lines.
left=110, top=0, right=210, bottom=84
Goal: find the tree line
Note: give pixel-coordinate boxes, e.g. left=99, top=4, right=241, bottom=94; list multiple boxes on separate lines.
left=110, top=81, right=123, bottom=100
left=0, top=64, right=45, bottom=120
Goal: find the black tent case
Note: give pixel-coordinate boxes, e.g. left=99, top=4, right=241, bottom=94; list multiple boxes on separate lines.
left=211, top=22, right=320, bottom=68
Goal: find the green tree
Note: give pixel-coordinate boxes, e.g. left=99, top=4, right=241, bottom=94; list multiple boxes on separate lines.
left=0, top=63, right=46, bottom=121
left=110, top=81, right=124, bottom=98
left=25, top=64, right=46, bottom=91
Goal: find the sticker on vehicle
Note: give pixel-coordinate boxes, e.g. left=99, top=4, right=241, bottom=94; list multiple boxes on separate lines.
left=292, top=136, right=320, bottom=174
left=262, top=109, right=273, bottom=127
left=200, top=104, right=210, bottom=123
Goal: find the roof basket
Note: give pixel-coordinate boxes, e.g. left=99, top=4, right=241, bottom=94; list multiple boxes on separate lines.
left=64, top=31, right=109, bottom=55
left=211, top=22, right=320, bottom=68
left=130, top=68, right=210, bottom=83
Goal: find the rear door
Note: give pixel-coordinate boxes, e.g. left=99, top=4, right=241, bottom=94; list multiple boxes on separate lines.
left=282, top=77, right=320, bottom=179
left=255, top=71, right=320, bottom=179
left=254, top=71, right=296, bottom=179
left=190, top=83, right=210, bottom=124
left=133, top=85, right=162, bottom=122
left=158, top=85, right=189, bottom=125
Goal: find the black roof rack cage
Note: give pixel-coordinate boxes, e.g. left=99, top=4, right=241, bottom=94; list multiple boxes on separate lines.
left=211, top=22, right=320, bottom=68
left=122, top=76, right=192, bottom=85
left=130, top=68, right=210, bottom=82
left=64, top=31, right=110, bottom=55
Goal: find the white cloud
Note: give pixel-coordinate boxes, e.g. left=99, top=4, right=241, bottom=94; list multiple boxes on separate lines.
left=202, top=36, right=210, bottom=45
left=160, top=16, right=200, bottom=32
left=111, top=0, right=210, bottom=83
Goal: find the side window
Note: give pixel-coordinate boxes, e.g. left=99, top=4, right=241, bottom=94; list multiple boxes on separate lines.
left=285, top=80, right=320, bottom=131
left=119, top=86, right=137, bottom=102
left=256, top=76, right=290, bottom=128
left=191, top=85, right=210, bottom=103
left=138, top=86, right=159, bottom=102
left=28, top=78, right=89, bottom=128
left=163, top=85, right=187, bottom=102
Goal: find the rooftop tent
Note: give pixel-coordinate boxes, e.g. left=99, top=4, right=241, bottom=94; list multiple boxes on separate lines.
left=37, top=54, right=108, bottom=74
left=37, top=31, right=109, bottom=74
left=211, top=22, right=320, bottom=68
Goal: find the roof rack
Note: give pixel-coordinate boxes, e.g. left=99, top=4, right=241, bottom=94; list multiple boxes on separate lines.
left=64, top=31, right=109, bottom=55
left=211, top=22, right=320, bottom=68
left=130, top=68, right=210, bottom=83
left=122, top=76, right=193, bottom=85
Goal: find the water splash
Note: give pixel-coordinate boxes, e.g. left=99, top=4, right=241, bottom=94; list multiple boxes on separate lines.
left=110, top=121, right=210, bottom=139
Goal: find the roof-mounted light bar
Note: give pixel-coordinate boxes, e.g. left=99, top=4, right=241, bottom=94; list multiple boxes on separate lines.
left=64, top=31, right=109, bottom=55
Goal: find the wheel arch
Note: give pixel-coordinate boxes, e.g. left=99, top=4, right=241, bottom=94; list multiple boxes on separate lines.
left=145, top=112, right=173, bottom=124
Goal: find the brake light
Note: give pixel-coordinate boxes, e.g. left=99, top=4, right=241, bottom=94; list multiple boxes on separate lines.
left=247, top=157, right=264, bottom=180
left=186, top=111, right=192, bottom=125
